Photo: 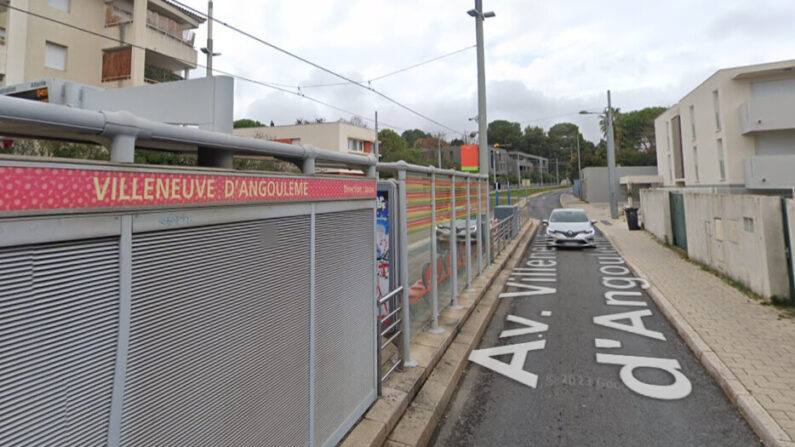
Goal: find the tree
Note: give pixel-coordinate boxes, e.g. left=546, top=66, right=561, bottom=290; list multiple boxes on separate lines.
left=487, top=120, right=522, bottom=148
left=401, top=129, right=429, bottom=148
left=621, top=106, right=666, bottom=152
left=599, top=107, right=624, bottom=150
left=522, top=126, right=549, bottom=157
left=233, top=118, right=265, bottom=129
left=450, top=137, right=465, bottom=146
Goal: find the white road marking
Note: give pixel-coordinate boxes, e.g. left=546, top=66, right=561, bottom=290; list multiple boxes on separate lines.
left=468, top=340, right=547, bottom=388
left=540, top=310, right=551, bottom=317
left=593, top=309, right=666, bottom=341
left=499, top=315, right=549, bottom=338
left=594, top=338, right=622, bottom=349
left=596, top=353, right=693, bottom=400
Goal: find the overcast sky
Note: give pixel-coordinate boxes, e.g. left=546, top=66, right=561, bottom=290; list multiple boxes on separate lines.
left=178, top=0, right=795, bottom=143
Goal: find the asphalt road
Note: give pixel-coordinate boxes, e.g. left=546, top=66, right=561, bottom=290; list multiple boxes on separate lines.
left=432, top=190, right=760, bottom=447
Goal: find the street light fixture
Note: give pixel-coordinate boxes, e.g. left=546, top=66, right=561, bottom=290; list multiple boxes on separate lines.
left=580, top=90, right=618, bottom=219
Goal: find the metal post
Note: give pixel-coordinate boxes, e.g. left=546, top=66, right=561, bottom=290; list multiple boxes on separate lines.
left=576, top=134, right=581, bottom=179
left=206, top=1, right=214, bottom=77
left=450, top=175, right=461, bottom=309
left=606, top=90, right=618, bottom=219
left=428, top=171, right=443, bottom=333
left=476, top=177, right=483, bottom=274
left=437, top=136, right=442, bottom=168
left=473, top=0, right=492, bottom=267
left=374, top=111, right=379, bottom=165
left=397, top=169, right=417, bottom=368
left=465, top=177, right=473, bottom=290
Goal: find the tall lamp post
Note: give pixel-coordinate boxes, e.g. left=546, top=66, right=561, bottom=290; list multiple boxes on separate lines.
left=468, top=0, right=495, bottom=265
left=580, top=89, right=618, bottom=219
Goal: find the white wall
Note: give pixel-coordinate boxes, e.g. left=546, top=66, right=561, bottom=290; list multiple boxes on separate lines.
left=682, top=192, right=788, bottom=300
left=640, top=189, right=672, bottom=243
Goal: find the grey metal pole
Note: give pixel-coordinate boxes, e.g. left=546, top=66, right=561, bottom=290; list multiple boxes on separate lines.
left=374, top=111, right=379, bottom=164
left=474, top=0, right=492, bottom=266
left=397, top=169, right=417, bottom=368
left=465, top=177, right=473, bottom=290
left=429, top=171, right=443, bottom=333
left=476, top=177, right=483, bottom=274
left=206, top=1, right=214, bottom=77
left=606, top=90, right=618, bottom=219
left=450, top=175, right=461, bottom=309
left=576, top=134, right=581, bottom=179
left=437, top=136, right=442, bottom=168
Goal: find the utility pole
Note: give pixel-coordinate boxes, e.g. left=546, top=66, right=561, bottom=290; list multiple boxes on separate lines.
left=469, top=0, right=494, bottom=266
left=202, top=1, right=221, bottom=77
left=606, top=90, right=618, bottom=218
left=374, top=111, right=379, bottom=163
left=437, top=134, right=442, bottom=168
left=576, top=134, right=581, bottom=179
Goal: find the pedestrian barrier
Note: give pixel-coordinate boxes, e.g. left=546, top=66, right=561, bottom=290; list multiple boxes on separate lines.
left=0, top=95, right=377, bottom=447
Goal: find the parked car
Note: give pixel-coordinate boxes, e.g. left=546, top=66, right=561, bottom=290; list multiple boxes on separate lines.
left=542, top=208, right=597, bottom=247
left=437, top=216, right=479, bottom=243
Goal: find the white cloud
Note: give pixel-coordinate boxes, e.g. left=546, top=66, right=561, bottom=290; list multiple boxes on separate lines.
left=179, top=0, right=795, bottom=144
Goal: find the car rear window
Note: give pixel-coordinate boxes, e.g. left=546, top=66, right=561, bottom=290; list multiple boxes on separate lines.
left=550, top=210, right=588, bottom=223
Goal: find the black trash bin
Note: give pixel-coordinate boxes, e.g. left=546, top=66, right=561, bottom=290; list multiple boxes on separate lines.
left=625, top=207, right=640, bottom=230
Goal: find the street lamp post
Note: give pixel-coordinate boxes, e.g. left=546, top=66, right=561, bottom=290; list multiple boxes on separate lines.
left=580, top=89, right=618, bottom=219
left=468, top=0, right=494, bottom=266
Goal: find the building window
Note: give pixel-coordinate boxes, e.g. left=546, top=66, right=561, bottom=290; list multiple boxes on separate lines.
left=689, top=105, right=696, bottom=140
left=712, top=90, right=721, bottom=131
left=692, top=146, right=699, bottom=183
left=44, top=42, right=67, bottom=71
left=348, top=139, right=364, bottom=152
left=665, top=120, right=671, bottom=151
left=717, top=138, right=725, bottom=182
left=0, top=27, right=6, bottom=45
left=48, top=0, right=70, bottom=12
left=743, top=217, right=754, bottom=233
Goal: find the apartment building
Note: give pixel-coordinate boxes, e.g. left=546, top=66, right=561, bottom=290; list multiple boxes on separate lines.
left=0, top=0, right=203, bottom=88
left=234, top=121, right=377, bottom=157
left=655, top=59, right=795, bottom=193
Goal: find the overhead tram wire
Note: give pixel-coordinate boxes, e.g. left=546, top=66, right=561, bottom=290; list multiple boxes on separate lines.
left=3, top=4, right=407, bottom=132
left=169, top=0, right=465, bottom=135
left=299, top=45, right=476, bottom=88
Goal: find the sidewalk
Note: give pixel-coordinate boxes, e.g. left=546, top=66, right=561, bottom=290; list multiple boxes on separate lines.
left=562, top=194, right=795, bottom=447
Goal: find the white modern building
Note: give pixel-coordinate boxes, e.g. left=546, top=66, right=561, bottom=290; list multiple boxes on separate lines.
left=234, top=121, right=376, bottom=157
left=655, top=59, right=795, bottom=193
left=0, top=0, right=204, bottom=88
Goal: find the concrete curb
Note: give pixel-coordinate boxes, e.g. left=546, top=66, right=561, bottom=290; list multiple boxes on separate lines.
left=340, top=197, right=541, bottom=447
left=559, top=194, right=793, bottom=447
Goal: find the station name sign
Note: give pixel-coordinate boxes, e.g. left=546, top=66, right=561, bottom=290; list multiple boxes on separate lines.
left=0, top=166, right=376, bottom=213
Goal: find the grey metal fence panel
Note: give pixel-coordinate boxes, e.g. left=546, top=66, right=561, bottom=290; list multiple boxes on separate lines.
left=0, top=238, right=119, bottom=446
left=121, top=217, right=311, bottom=446
left=314, top=209, right=377, bottom=447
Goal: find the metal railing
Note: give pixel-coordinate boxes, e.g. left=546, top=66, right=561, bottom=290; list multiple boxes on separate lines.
left=378, top=285, right=404, bottom=387
left=490, top=214, right=514, bottom=262
left=377, top=161, right=492, bottom=371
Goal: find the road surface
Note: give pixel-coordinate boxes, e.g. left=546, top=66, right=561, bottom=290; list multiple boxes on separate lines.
left=432, top=190, right=759, bottom=446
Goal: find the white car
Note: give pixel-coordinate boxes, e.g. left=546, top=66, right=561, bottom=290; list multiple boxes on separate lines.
left=542, top=208, right=597, bottom=247
left=436, top=216, right=478, bottom=243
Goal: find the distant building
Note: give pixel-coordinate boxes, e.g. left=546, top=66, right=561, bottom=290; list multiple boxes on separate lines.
left=440, top=145, right=547, bottom=181
left=234, top=121, right=376, bottom=157
left=0, top=0, right=204, bottom=88
left=655, top=59, right=795, bottom=193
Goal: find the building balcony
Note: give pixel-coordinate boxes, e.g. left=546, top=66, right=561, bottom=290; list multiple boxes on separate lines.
left=145, top=25, right=198, bottom=70
left=744, top=155, right=795, bottom=190
left=739, top=95, right=795, bottom=134
left=144, top=64, right=183, bottom=84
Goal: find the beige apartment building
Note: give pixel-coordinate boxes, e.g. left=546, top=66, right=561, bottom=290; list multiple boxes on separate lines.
left=234, top=121, right=377, bottom=157
left=0, top=0, right=203, bottom=89
left=655, top=59, right=795, bottom=193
